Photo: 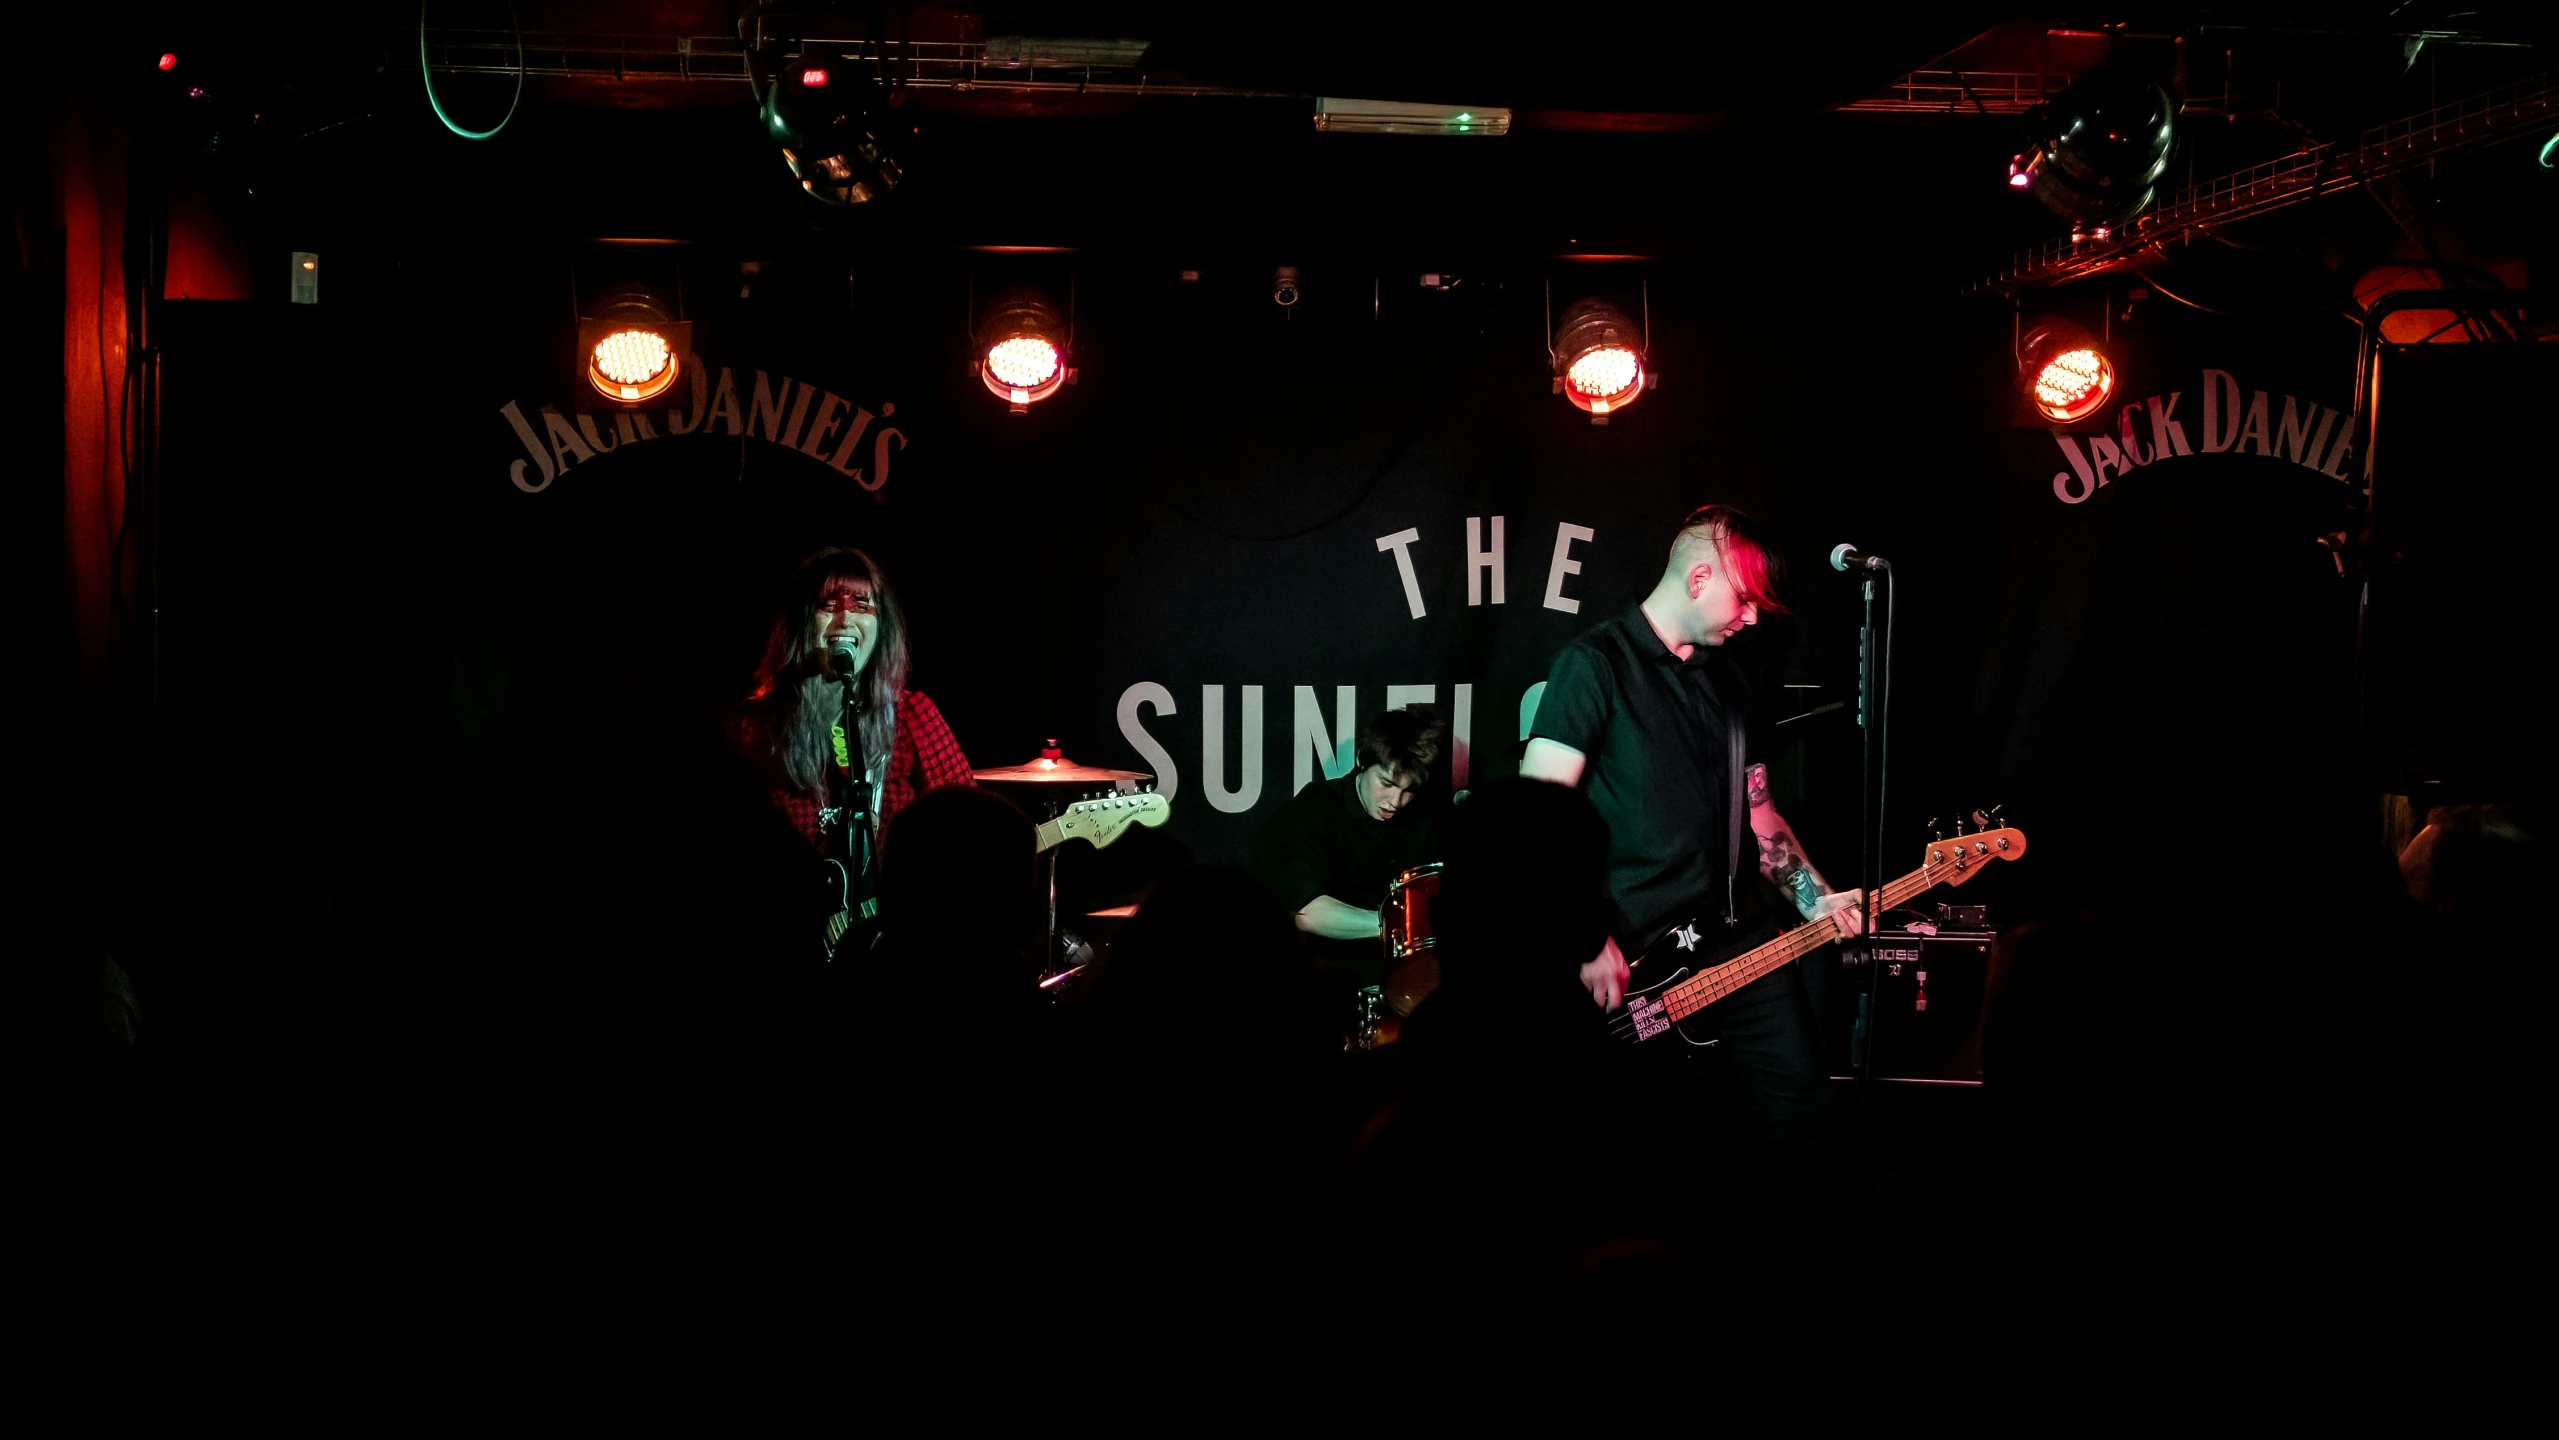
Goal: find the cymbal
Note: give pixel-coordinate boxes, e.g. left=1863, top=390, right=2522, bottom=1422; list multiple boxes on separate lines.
left=973, top=760, right=1153, bottom=785
left=973, top=738, right=1152, bottom=787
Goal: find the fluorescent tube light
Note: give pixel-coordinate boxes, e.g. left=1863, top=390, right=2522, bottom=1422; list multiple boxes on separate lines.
left=1312, top=98, right=1511, bottom=136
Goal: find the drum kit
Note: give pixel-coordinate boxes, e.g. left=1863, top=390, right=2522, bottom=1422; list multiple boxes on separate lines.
left=1351, top=863, right=1442, bottom=1050
left=972, top=740, right=1154, bottom=988
left=974, top=740, right=1446, bottom=1044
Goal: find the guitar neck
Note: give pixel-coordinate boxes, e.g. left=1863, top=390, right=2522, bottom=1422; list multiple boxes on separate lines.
left=1657, top=864, right=1948, bottom=1025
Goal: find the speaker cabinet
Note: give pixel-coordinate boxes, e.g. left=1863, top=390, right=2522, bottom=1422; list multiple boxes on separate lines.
left=1836, top=931, right=1994, bottom=1084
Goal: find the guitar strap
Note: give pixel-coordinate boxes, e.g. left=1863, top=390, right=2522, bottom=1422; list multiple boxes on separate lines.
left=824, top=696, right=881, bottom=933
left=1726, top=721, right=1746, bottom=927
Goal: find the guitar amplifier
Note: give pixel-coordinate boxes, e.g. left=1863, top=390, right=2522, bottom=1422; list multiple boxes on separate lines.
left=1834, top=930, right=1995, bottom=1085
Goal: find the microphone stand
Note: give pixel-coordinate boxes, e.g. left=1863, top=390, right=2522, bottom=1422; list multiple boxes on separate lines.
left=1851, top=566, right=1890, bottom=1117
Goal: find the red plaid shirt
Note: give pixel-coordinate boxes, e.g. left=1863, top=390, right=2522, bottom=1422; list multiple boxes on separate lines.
left=766, top=689, right=974, bottom=848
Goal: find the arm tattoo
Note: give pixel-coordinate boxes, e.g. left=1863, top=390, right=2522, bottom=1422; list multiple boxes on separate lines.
left=1744, top=762, right=1771, bottom=809
left=1758, top=829, right=1833, bottom=917
left=1756, top=829, right=1803, bottom=887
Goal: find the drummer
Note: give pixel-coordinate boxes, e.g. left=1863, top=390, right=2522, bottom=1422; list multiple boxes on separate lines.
left=1251, top=704, right=1449, bottom=1000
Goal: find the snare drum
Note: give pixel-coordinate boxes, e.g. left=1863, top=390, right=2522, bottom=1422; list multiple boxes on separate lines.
left=1379, top=863, right=1444, bottom=1018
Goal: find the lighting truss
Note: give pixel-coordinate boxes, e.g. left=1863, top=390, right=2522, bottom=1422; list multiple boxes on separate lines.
left=1980, top=69, right=2556, bottom=294
left=1843, top=67, right=2250, bottom=119
left=1841, top=70, right=2068, bottom=115
left=411, top=28, right=1295, bottom=100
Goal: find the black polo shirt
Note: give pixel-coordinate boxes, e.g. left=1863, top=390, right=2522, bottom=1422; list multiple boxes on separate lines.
left=1252, top=771, right=1443, bottom=987
left=1531, top=602, right=1775, bottom=953
left=1253, top=771, right=1443, bottom=914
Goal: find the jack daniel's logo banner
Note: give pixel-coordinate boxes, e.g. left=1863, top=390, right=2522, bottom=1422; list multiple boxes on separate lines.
left=2040, top=367, right=2357, bottom=505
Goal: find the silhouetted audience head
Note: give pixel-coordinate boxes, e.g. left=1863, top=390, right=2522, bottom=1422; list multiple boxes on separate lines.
left=1098, top=863, right=1330, bottom=1059
left=1433, top=778, right=1612, bottom=991
left=882, top=784, right=1041, bottom=1005
left=2399, top=803, right=2547, bottom=930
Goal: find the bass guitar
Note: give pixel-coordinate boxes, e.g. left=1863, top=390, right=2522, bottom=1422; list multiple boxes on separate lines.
left=822, top=791, right=1171, bottom=960
left=1611, top=826, right=2027, bottom=1047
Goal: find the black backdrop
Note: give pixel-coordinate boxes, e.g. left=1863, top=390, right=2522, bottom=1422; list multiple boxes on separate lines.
left=139, top=97, right=2390, bottom=966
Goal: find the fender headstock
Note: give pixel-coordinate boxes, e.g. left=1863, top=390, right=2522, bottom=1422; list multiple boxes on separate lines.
left=1921, top=827, right=2026, bottom=885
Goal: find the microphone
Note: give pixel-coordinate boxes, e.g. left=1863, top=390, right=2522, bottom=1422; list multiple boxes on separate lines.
left=1830, top=543, right=1890, bottom=574
left=829, top=638, right=861, bottom=676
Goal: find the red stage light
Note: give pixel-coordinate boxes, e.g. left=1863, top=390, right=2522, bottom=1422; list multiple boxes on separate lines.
left=159, top=53, right=177, bottom=71
left=2008, top=170, right=2032, bottom=189
left=1566, top=346, right=1641, bottom=404
left=1551, top=297, right=1649, bottom=423
left=972, top=286, right=1073, bottom=414
left=801, top=67, right=829, bottom=87
left=590, top=328, right=678, bottom=403
left=2029, top=347, right=2112, bottom=422
left=2016, top=318, right=2115, bottom=424
left=2033, top=350, right=2107, bottom=415
left=985, top=336, right=1061, bottom=391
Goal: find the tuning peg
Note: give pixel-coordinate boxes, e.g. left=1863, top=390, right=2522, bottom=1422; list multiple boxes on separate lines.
left=1926, top=816, right=1942, bottom=840
left=1982, top=804, right=2004, bottom=827
left=1969, top=808, right=1991, bottom=831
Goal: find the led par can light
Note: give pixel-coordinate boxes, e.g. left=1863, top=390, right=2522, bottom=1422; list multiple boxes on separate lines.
left=2017, top=317, right=2115, bottom=424
left=1552, top=297, right=1650, bottom=423
left=577, top=290, right=692, bottom=405
left=972, top=286, right=1073, bottom=414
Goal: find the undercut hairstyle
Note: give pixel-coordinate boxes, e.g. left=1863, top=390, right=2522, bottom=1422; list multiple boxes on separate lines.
left=1357, top=704, right=1448, bottom=784
left=744, top=547, right=911, bottom=796
left=1672, top=503, right=1789, bottom=615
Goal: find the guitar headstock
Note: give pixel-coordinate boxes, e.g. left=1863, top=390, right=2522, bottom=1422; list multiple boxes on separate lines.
left=1044, top=791, right=1171, bottom=852
left=1921, top=827, right=2027, bottom=886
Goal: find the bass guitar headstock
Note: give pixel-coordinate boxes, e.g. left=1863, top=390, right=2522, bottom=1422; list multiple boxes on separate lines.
left=1922, top=827, right=2027, bottom=886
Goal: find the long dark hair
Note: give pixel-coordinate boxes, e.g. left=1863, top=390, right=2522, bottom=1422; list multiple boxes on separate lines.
left=744, top=547, right=911, bottom=796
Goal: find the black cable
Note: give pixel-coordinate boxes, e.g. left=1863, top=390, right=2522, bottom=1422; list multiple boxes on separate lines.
left=2129, top=261, right=2360, bottom=325
left=1875, top=566, right=1894, bottom=931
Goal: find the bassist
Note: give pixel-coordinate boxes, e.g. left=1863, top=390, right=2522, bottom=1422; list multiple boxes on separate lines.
left=1520, top=505, right=1861, bottom=1173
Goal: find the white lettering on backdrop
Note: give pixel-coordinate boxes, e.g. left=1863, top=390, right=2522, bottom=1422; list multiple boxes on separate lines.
left=1374, top=518, right=1598, bottom=620
left=1121, top=681, right=1518, bottom=811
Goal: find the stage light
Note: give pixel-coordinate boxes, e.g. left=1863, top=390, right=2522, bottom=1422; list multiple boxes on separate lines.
left=972, top=286, right=1074, bottom=414
left=986, top=336, right=1060, bottom=389
left=2007, top=155, right=2033, bottom=189
left=158, top=53, right=177, bottom=71
left=762, top=56, right=903, bottom=205
left=576, top=289, right=692, bottom=406
left=2017, top=318, right=2114, bottom=424
left=1551, top=297, right=1649, bottom=424
left=2020, top=64, right=2177, bottom=229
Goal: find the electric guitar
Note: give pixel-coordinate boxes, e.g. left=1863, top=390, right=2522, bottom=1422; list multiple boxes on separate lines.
left=821, top=791, right=1171, bottom=960
left=1610, top=826, right=2027, bottom=1048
